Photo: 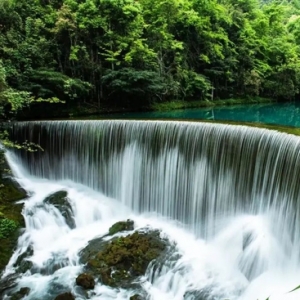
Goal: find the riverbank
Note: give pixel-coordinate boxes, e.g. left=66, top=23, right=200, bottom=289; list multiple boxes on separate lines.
left=69, top=97, right=275, bottom=117
left=149, top=97, right=274, bottom=112
left=17, top=97, right=275, bottom=120
left=0, top=156, right=27, bottom=273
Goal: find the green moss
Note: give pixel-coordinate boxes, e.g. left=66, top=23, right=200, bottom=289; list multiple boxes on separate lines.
left=85, top=231, right=166, bottom=288
left=0, top=230, right=21, bottom=272
left=0, top=175, right=27, bottom=272
left=108, top=219, right=134, bottom=235
left=0, top=181, right=25, bottom=228
left=100, top=231, right=165, bottom=283
left=0, top=218, right=18, bottom=239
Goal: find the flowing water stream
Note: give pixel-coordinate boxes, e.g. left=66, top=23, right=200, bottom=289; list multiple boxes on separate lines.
left=2, top=120, right=300, bottom=299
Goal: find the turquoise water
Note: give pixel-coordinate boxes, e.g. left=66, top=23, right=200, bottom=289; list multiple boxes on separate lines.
left=100, top=102, right=300, bottom=127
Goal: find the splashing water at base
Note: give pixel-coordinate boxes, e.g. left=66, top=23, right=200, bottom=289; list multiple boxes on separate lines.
left=2, top=150, right=300, bottom=300
left=3, top=120, right=300, bottom=299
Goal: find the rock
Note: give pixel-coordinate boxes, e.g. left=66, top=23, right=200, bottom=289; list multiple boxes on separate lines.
left=13, top=245, right=34, bottom=274
left=54, top=292, right=75, bottom=300
left=0, top=176, right=27, bottom=273
left=79, top=236, right=108, bottom=264
left=108, top=219, right=134, bottom=235
left=47, top=280, right=69, bottom=298
left=38, top=256, right=70, bottom=275
left=130, top=294, right=144, bottom=300
left=184, top=286, right=225, bottom=300
left=10, top=287, right=30, bottom=300
left=16, top=259, right=33, bottom=274
left=80, top=228, right=167, bottom=288
left=0, top=177, right=27, bottom=203
left=76, top=273, right=95, bottom=289
left=0, top=273, right=19, bottom=295
left=44, top=191, right=75, bottom=229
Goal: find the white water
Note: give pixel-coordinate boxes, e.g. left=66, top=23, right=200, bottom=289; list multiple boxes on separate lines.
left=3, top=120, right=300, bottom=299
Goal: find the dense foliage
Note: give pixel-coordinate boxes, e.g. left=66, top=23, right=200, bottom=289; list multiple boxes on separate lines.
left=1, top=0, right=300, bottom=111
left=0, top=216, right=18, bottom=239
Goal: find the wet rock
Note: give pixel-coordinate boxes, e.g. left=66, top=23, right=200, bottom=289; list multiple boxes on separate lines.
left=80, top=228, right=167, bottom=288
left=13, top=245, right=34, bottom=274
left=242, top=232, right=254, bottom=250
left=10, top=287, right=30, bottom=300
left=0, top=177, right=27, bottom=203
left=54, top=292, right=75, bottom=300
left=37, top=255, right=70, bottom=276
left=76, top=273, right=95, bottom=289
left=44, top=191, right=75, bottom=229
left=130, top=294, right=144, bottom=300
left=79, top=236, right=107, bottom=264
left=16, top=259, right=33, bottom=274
left=108, top=219, right=134, bottom=235
left=47, top=280, right=68, bottom=298
left=0, top=273, right=19, bottom=295
left=184, top=286, right=226, bottom=300
left=79, top=220, right=135, bottom=263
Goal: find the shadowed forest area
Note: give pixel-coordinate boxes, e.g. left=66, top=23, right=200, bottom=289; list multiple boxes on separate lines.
left=1, top=0, right=300, bottom=116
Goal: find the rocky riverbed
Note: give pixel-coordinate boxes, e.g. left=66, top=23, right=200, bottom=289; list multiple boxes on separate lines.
left=1, top=189, right=174, bottom=300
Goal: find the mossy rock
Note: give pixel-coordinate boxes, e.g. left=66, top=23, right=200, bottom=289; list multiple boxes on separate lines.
left=0, top=178, right=27, bottom=203
left=108, top=219, right=134, bottom=235
left=0, top=216, right=24, bottom=273
left=79, top=236, right=108, bottom=264
left=81, top=229, right=167, bottom=288
left=54, top=292, right=75, bottom=300
left=76, top=273, right=95, bottom=289
left=79, top=220, right=135, bottom=263
left=0, top=213, right=24, bottom=273
left=0, top=163, right=27, bottom=274
left=0, top=177, right=26, bottom=226
left=44, top=191, right=75, bottom=229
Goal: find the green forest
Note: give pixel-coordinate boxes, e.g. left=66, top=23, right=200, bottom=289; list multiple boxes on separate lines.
left=1, top=0, right=300, bottom=116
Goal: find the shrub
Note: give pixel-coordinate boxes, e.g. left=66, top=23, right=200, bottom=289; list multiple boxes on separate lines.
left=0, top=218, right=18, bottom=239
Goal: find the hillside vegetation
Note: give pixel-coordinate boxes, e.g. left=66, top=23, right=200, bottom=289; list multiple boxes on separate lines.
left=1, top=0, right=300, bottom=114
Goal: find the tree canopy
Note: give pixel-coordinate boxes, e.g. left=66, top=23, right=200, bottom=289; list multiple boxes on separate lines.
left=0, top=0, right=300, bottom=112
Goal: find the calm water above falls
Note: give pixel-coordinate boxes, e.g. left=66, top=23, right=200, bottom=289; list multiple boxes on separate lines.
left=2, top=120, right=300, bottom=300
left=105, top=102, right=300, bottom=127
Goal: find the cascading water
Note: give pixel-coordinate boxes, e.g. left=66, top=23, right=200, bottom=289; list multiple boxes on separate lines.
left=2, top=120, right=300, bottom=299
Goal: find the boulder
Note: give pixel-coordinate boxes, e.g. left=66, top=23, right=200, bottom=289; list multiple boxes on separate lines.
left=79, top=220, right=135, bottom=263
left=108, top=219, right=134, bottom=235
left=0, top=273, right=19, bottom=296
left=54, top=292, right=75, bottom=300
left=130, top=294, right=144, bottom=300
left=35, top=259, right=70, bottom=276
left=44, top=191, right=75, bottom=229
left=76, top=273, right=95, bottom=289
left=13, top=245, right=34, bottom=274
left=79, top=236, right=108, bottom=264
left=79, top=228, right=167, bottom=288
left=10, top=287, right=30, bottom=300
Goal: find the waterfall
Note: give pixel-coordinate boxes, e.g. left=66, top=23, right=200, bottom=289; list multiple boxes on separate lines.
left=3, top=120, right=300, bottom=299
